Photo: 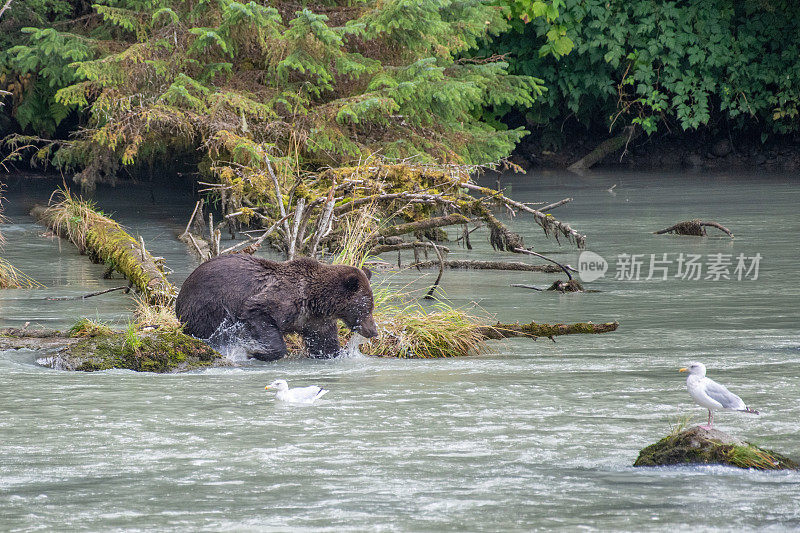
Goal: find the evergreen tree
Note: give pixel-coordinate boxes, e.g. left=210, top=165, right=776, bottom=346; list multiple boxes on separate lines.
left=2, top=0, right=548, bottom=188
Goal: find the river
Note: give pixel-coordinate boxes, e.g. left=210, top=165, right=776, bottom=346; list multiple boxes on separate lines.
left=1, top=171, right=798, bottom=531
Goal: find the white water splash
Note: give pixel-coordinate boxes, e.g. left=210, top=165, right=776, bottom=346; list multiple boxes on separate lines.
left=205, top=319, right=256, bottom=362
left=340, top=333, right=368, bottom=359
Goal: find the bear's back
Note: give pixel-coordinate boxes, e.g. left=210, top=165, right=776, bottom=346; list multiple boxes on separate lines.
left=175, top=254, right=284, bottom=338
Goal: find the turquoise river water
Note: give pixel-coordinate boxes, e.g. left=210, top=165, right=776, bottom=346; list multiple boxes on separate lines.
left=1, top=171, right=798, bottom=531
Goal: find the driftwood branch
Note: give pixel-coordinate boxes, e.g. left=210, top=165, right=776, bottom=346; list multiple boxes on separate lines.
left=510, top=283, right=543, bottom=291
left=45, top=286, right=129, bottom=301
left=180, top=200, right=202, bottom=240
left=459, top=182, right=586, bottom=248
left=476, top=321, right=618, bottom=340
left=513, top=248, right=576, bottom=280
left=423, top=240, right=445, bottom=300
left=0, top=327, right=65, bottom=338
left=220, top=212, right=291, bottom=255
left=538, top=197, right=573, bottom=212
left=0, top=0, right=13, bottom=20
left=655, top=220, right=734, bottom=238
left=409, top=260, right=560, bottom=272
left=474, top=205, right=524, bottom=252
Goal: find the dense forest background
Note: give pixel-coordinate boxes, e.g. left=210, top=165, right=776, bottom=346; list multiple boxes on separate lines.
left=1, top=0, right=798, bottom=184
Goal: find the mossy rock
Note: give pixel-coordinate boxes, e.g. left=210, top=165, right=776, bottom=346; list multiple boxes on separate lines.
left=51, top=330, right=230, bottom=373
left=634, top=427, right=798, bottom=470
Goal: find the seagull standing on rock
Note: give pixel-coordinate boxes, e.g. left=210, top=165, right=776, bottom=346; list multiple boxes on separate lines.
left=265, top=379, right=329, bottom=404
left=680, top=362, right=759, bottom=429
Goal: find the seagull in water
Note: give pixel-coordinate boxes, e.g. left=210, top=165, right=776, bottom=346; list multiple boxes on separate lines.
left=680, top=362, right=759, bottom=429
left=265, top=379, right=328, bottom=404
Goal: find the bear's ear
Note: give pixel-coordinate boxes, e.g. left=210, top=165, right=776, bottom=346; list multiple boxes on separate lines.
left=344, top=275, right=360, bottom=292
left=362, top=266, right=372, bottom=281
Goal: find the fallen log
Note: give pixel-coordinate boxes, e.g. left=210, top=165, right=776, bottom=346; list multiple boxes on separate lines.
left=2, top=317, right=619, bottom=360
left=375, top=213, right=470, bottom=241
left=30, top=190, right=177, bottom=305
left=475, top=320, right=618, bottom=340
left=568, top=125, right=642, bottom=171
left=654, top=219, right=734, bottom=238
left=409, top=260, right=561, bottom=273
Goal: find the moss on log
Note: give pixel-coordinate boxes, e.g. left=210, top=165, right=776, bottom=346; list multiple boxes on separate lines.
left=376, top=213, right=470, bottom=241
left=475, top=321, right=618, bottom=340
left=634, top=427, right=798, bottom=470
left=39, top=330, right=229, bottom=373
left=30, top=191, right=176, bottom=305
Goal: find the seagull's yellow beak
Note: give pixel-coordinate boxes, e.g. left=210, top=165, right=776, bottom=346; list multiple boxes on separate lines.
left=679, top=368, right=687, bottom=372
left=264, top=385, right=271, bottom=390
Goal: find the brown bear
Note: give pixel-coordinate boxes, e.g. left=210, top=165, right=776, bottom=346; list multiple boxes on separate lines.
left=175, top=255, right=378, bottom=361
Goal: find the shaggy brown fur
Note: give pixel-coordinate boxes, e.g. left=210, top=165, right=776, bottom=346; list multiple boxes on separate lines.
left=175, top=255, right=377, bottom=360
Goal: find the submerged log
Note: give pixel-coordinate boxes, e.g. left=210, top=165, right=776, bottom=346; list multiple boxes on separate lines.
left=655, top=219, right=734, bottom=238
left=475, top=320, right=618, bottom=340
left=30, top=191, right=177, bottom=305
left=0, top=326, right=85, bottom=350
left=409, top=260, right=561, bottom=273
left=634, top=427, right=798, bottom=470
left=545, top=279, right=584, bottom=292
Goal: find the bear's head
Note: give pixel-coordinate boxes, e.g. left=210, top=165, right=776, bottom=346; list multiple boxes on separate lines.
left=318, top=264, right=378, bottom=338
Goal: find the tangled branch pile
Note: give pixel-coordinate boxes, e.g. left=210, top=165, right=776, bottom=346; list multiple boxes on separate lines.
left=207, top=160, right=586, bottom=260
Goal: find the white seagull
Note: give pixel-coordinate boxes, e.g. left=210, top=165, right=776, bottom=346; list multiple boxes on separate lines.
left=680, top=362, right=759, bottom=429
left=265, top=379, right=329, bottom=404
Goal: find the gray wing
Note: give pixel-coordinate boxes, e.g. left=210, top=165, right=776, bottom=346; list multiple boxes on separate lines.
left=704, top=379, right=746, bottom=410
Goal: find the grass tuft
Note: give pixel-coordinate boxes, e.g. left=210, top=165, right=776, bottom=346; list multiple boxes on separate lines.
left=357, top=285, right=487, bottom=358
left=69, top=317, right=112, bottom=338
left=133, top=295, right=182, bottom=331
left=668, top=414, right=694, bottom=436
left=0, top=258, right=44, bottom=289
left=331, top=204, right=378, bottom=269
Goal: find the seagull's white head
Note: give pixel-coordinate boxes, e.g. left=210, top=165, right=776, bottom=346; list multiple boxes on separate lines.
left=265, top=379, right=289, bottom=391
left=679, top=362, right=706, bottom=377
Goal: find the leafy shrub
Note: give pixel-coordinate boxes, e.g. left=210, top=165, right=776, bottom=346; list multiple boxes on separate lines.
left=492, top=0, right=800, bottom=144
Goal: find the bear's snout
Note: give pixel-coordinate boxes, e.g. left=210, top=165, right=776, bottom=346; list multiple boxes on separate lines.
left=357, top=315, right=379, bottom=338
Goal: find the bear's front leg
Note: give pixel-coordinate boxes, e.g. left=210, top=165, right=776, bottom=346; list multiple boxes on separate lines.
left=243, top=320, right=288, bottom=362
left=302, top=320, right=341, bottom=358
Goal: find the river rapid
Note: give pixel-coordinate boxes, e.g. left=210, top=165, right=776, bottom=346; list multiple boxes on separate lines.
left=1, top=171, right=799, bottom=531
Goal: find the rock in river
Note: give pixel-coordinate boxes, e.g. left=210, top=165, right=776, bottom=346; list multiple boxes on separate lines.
left=37, top=330, right=231, bottom=373
left=634, top=426, right=798, bottom=470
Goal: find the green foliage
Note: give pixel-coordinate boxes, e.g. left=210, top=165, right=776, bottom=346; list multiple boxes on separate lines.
left=492, top=0, right=800, bottom=140
left=5, top=28, right=92, bottom=135
left=2, top=0, right=549, bottom=186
